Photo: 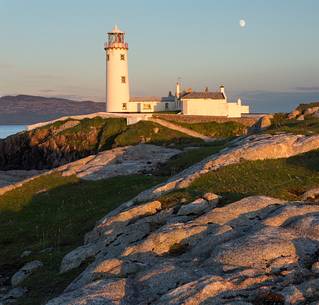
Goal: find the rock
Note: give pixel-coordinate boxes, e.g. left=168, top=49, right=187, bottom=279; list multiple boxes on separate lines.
left=177, top=198, right=209, bottom=216
left=46, top=193, right=319, bottom=304
left=304, top=106, right=319, bottom=116
left=129, top=133, right=319, bottom=204
left=203, top=192, right=220, bottom=205
left=312, top=261, right=319, bottom=273
left=153, top=127, right=160, bottom=134
left=301, top=187, right=319, bottom=201
left=296, top=114, right=305, bottom=120
left=255, top=115, right=273, bottom=130
left=282, top=279, right=319, bottom=304
left=288, top=109, right=301, bottom=119
left=2, top=287, right=27, bottom=300
left=46, top=278, right=135, bottom=305
left=58, top=144, right=181, bottom=180
left=59, top=243, right=99, bottom=274
left=11, top=260, right=43, bottom=287
left=20, top=250, right=32, bottom=258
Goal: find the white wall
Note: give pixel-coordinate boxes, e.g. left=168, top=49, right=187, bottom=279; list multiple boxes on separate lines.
left=125, top=101, right=179, bottom=113
left=106, top=47, right=130, bottom=112
left=182, top=99, right=249, bottom=117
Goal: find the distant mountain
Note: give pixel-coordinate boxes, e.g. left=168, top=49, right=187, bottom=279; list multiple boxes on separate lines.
left=0, top=95, right=105, bottom=124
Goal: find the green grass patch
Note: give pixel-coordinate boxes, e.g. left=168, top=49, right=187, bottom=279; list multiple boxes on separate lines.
left=0, top=173, right=162, bottom=305
left=154, top=140, right=229, bottom=177
left=114, top=120, right=202, bottom=146
left=267, top=117, right=319, bottom=135
left=170, top=149, right=319, bottom=204
left=161, top=119, right=247, bottom=137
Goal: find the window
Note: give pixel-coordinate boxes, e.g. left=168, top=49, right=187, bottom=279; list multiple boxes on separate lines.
left=165, top=103, right=169, bottom=110
left=121, top=76, right=126, bottom=83
left=120, top=54, right=125, bottom=60
left=122, top=103, right=127, bottom=110
left=143, top=104, right=152, bottom=110
left=107, top=54, right=110, bottom=61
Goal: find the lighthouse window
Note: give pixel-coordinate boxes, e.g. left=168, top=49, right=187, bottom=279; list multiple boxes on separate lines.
left=121, top=76, right=126, bottom=83
left=120, top=54, right=125, bottom=60
left=107, top=55, right=110, bottom=61
left=122, top=103, right=127, bottom=110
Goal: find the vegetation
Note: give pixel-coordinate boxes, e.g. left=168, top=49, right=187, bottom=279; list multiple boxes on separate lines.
left=113, top=120, right=202, bottom=146
left=159, top=119, right=247, bottom=137
left=297, top=102, right=319, bottom=112
left=0, top=173, right=162, bottom=305
left=154, top=139, right=229, bottom=177
left=0, top=117, right=205, bottom=170
left=160, top=149, right=319, bottom=207
left=267, top=117, right=319, bottom=135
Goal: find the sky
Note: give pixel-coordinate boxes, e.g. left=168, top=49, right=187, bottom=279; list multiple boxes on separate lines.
left=0, top=0, right=319, bottom=112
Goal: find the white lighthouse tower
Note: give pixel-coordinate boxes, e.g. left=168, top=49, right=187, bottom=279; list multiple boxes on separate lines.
left=104, top=25, right=130, bottom=112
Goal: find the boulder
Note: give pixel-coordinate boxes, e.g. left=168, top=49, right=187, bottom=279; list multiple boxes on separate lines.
left=301, top=187, right=319, bottom=201
left=288, top=109, right=301, bottom=119
left=203, top=192, right=220, bottom=205
left=255, top=115, right=273, bottom=130
left=304, top=106, right=319, bottom=116
left=46, top=187, right=319, bottom=303
left=2, top=287, right=27, bottom=301
left=129, top=133, right=319, bottom=204
left=46, top=278, right=135, bottom=305
left=11, top=261, right=43, bottom=286
left=20, top=250, right=32, bottom=258
left=177, top=198, right=209, bottom=216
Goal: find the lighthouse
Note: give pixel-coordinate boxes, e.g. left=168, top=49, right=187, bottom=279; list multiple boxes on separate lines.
left=104, top=25, right=130, bottom=112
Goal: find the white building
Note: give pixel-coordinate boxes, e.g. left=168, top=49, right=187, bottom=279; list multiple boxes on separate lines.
left=181, top=86, right=249, bottom=118
left=104, top=25, right=179, bottom=113
left=104, top=26, right=249, bottom=117
left=104, top=25, right=130, bottom=112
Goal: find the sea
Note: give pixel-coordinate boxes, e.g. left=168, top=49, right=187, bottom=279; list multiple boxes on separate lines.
left=0, top=125, right=26, bottom=139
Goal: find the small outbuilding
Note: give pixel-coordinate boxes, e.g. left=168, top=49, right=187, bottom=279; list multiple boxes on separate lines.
left=181, top=86, right=249, bottom=118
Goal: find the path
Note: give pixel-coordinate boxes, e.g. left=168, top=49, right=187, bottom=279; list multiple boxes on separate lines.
left=148, top=117, right=214, bottom=142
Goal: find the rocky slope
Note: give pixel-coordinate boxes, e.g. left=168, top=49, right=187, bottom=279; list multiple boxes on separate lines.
left=37, top=130, right=319, bottom=305
left=0, top=117, right=194, bottom=170
left=129, top=133, right=319, bottom=205
left=46, top=193, right=319, bottom=305
left=0, top=144, right=181, bottom=197
left=0, top=95, right=104, bottom=124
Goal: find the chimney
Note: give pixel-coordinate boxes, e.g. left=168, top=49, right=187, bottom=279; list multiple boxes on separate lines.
left=237, top=98, right=242, bottom=106
left=176, top=82, right=181, bottom=98
left=220, top=85, right=226, bottom=99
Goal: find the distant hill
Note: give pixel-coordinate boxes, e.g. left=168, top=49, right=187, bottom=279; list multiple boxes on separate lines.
left=0, top=95, right=105, bottom=124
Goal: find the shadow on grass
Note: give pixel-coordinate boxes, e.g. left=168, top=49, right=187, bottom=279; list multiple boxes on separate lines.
left=0, top=173, right=162, bottom=305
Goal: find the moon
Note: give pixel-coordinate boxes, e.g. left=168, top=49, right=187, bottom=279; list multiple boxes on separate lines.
left=239, top=19, right=246, bottom=28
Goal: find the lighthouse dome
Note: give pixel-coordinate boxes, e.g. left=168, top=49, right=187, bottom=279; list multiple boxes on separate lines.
left=111, top=24, right=124, bottom=33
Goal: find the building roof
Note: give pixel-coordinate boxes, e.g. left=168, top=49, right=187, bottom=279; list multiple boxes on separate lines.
left=130, top=95, right=176, bottom=103
left=182, top=91, right=225, bottom=100
left=130, top=96, right=162, bottom=102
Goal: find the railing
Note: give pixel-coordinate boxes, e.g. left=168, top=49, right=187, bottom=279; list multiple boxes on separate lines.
left=104, top=42, right=128, bottom=49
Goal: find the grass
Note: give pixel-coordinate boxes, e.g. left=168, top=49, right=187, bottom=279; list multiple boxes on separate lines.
left=159, top=149, right=319, bottom=207
left=0, top=173, right=162, bottom=305
left=267, top=117, right=319, bottom=135
left=153, top=139, right=229, bottom=177
left=113, top=120, right=202, bottom=146
left=160, top=119, right=247, bottom=137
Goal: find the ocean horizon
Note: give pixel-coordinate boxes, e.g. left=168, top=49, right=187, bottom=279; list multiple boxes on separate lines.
left=0, top=125, right=26, bottom=139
